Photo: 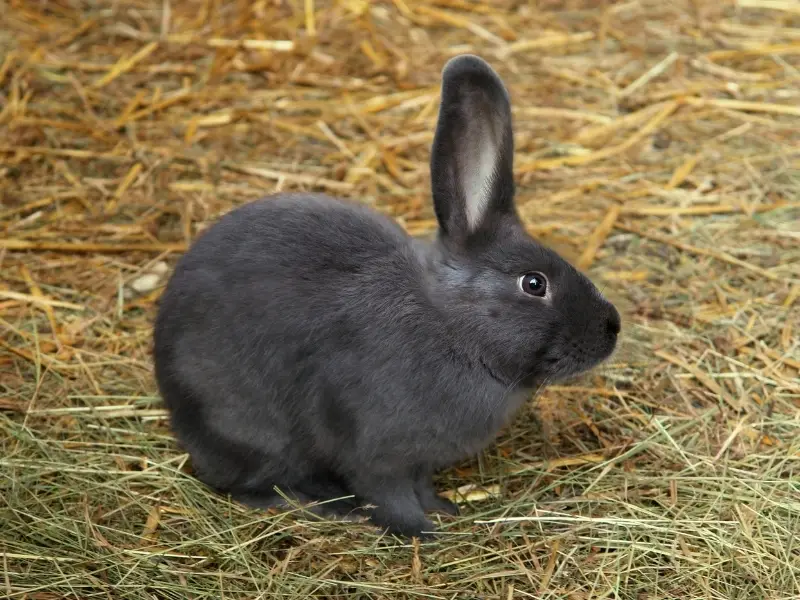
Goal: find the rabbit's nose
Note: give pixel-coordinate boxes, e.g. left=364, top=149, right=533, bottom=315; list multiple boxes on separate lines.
left=606, top=305, right=621, bottom=337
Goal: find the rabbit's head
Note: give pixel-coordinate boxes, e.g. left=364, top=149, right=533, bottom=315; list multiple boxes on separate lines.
left=426, top=55, right=620, bottom=387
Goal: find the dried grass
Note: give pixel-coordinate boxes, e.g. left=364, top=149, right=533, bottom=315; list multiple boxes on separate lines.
left=1, top=0, right=799, bottom=599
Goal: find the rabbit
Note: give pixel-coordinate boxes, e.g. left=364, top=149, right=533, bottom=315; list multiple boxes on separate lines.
left=152, top=54, right=621, bottom=538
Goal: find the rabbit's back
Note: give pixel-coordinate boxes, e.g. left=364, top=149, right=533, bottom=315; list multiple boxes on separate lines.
left=169, top=193, right=410, bottom=280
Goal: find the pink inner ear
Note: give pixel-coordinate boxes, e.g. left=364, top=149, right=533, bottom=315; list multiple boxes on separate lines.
left=461, top=130, right=497, bottom=232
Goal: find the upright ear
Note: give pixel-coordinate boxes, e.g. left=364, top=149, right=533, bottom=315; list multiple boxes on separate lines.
left=430, top=54, right=516, bottom=243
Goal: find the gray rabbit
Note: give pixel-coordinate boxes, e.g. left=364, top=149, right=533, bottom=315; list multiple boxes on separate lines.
left=153, top=55, right=620, bottom=538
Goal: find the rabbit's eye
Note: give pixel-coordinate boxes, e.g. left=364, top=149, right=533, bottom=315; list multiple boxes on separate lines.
left=519, top=272, right=547, bottom=297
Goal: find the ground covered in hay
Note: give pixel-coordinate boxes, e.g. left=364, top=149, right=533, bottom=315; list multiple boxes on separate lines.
left=1, top=1, right=799, bottom=598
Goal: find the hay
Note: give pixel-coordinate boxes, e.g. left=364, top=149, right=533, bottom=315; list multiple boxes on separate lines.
left=1, top=0, right=798, bottom=598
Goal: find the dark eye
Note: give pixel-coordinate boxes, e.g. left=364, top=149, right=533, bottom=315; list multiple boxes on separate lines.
left=518, top=272, right=548, bottom=297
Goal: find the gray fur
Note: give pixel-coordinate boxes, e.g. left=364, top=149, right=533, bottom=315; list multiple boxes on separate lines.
left=153, top=55, right=621, bottom=538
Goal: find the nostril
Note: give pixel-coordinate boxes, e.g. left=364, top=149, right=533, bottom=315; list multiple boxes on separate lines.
left=606, top=307, right=621, bottom=336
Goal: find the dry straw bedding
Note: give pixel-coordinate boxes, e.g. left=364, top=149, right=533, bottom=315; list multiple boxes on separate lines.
left=1, top=0, right=799, bottom=598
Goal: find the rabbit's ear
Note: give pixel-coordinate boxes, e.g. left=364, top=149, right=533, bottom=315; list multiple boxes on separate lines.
left=430, top=55, right=516, bottom=242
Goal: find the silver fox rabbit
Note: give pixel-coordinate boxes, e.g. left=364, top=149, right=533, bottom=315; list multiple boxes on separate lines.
left=153, top=55, right=621, bottom=538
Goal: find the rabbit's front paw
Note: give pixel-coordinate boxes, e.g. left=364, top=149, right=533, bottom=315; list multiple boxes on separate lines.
left=357, top=476, right=437, bottom=538
left=414, top=476, right=460, bottom=516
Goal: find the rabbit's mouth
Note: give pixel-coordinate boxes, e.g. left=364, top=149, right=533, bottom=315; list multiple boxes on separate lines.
left=543, top=345, right=615, bottom=382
